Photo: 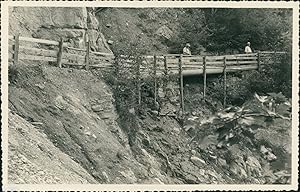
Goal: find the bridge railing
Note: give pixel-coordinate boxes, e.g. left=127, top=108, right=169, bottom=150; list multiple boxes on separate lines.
left=8, top=34, right=114, bottom=69
left=8, top=34, right=285, bottom=76
left=137, top=51, right=285, bottom=77
left=8, top=35, right=287, bottom=114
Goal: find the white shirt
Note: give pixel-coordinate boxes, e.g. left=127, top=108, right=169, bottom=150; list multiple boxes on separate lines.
left=183, top=47, right=191, bottom=55
left=244, top=45, right=252, bottom=53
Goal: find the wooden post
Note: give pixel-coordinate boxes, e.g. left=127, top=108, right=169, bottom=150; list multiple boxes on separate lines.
left=203, top=56, right=207, bottom=99
left=153, top=55, right=157, bottom=106
left=85, top=40, right=90, bottom=70
left=179, top=54, right=184, bottom=114
left=137, top=57, right=141, bottom=105
left=13, top=34, right=20, bottom=65
left=57, top=37, right=64, bottom=68
left=164, top=56, right=168, bottom=76
left=273, top=51, right=277, bottom=65
left=223, top=56, right=227, bottom=107
left=257, top=51, right=261, bottom=71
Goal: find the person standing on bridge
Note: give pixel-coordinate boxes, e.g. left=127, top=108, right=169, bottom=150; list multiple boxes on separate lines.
left=244, top=42, right=252, bottom=54
left=183, top=43, right=192, bottom=55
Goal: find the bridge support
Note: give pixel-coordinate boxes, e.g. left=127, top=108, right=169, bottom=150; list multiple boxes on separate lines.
left=154, top=55, right=157, bottom=107
left=85, top=40, right=90, bottom=70
left=13, top=33, right=20, bottom=66
left=179, top=54, right=184, bottom=114
left=257, top=51, right=261, bottom=72
left=223, top=56, right=227, bottom=107
left=203, top=56, right=207, bottom=99
left=57, top=37, right=64, bottom=68
left=137, top=57, right=141, bottom=105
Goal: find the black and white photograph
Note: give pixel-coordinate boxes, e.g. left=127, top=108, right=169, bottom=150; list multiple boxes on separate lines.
left=1, top=1, right=299, bottom=191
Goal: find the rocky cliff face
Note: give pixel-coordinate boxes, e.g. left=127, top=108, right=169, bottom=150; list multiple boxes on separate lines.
left=9, top=7, right=112, bottom=53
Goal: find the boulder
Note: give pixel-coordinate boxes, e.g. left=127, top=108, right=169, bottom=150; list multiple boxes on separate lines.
left=107, top=40, right=114, bottom=45
left=87, top=12, right=99, bottom=30
left=54, top=95, right=68, bottom=110
left=217, top=158, right=227, bottom=168
left=245, top=156, right=263, bottom=177
left=155, top=25, right=174, bottom=40
left=101, top=171, right=110, bottom=183
left=128, top=108, right=135, bottom=114
left=190, top=156, right=206, bottom=167
left=91, top=105, right=104, bottom=112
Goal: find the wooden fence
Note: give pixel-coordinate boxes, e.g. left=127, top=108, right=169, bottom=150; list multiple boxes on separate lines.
left=8, top=34, right=114, bottom=69
left=8, top=35, right=286, bottom=114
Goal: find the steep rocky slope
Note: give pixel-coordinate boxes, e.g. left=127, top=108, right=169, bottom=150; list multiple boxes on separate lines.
left=9, top=65, right=145, bottom=183
left=8, top=64, right=291, bottom=184
left=9, top=7, right=111, bottom=53
left=96, top=8, right=184, bottom=54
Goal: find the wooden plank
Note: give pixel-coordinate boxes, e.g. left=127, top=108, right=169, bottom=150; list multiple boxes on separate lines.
left=91, top=57, right=114, bottom=63
left=13, top=34, right=20, bottom=65
left=231, top=56, right=258, bottom=60
left=260, top=51, right=286, bottom=54
left=164, top=56, right=168, bottom=75
left=86, top=60, right=113, bottom=65
left=257, top=51, right=261, bottom=71
left=57, top=38, right=64, bottom=68
left=203, top=56, right=207, bottom=99
left=206, top=61, right=224, bottom=65
left=206, top=55, right=227, bottom=61
left=137, top=57, right=141, bottom=105
left=89, top=65, right=113, bottom=68
left=233, top=53, right=257, bottom=57
left=223, top=56, right=227, bottom=107
left=154, top=55, right=157, bottom=106
left=85, top=41, right=90, bottom=70
left=65, top=46, right=86, bottom=52
left=63, top=52, right=86, bottom=60
left=182, top=65, right=203, bottom=69
left=90, top=51, right=114, bottom=57
left=183, top=62, right=204, bottom=66
left=19, top=54, right=57, bottom=62
left=179, top=54, right=184, bottom=114
left=182, top=56, right=204, bottom=60
left=19, top=46, right=58, bottom=57
left=9, top=35, right=59, bottom=46
left=167, top=58, right=179, bottom=64
left=226, top=60, right=258, bottom=65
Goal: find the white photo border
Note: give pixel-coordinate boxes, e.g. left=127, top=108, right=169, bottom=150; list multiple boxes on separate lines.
left=1, top=1, right=299, bottom=191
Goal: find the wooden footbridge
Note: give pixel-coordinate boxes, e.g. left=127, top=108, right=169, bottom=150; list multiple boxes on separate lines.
left=8, top=34, right=286, bottom=112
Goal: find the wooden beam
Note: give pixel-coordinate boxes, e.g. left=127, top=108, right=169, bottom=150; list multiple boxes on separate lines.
left=19, top=54, right=57, bottom=62
left=154, top=55, right=157, bottom=106
left=137, top=57, right=141, bottom=105
left=57, top=38, right=64, bottom=68
left=257, top=51, right=261, bottom=71
left=9, top=35, right=59, bottom=46
left=85, top=41, right=90, bottom=70
left=203, top=56, right=207, bottom=99
left=90, top=51, right=114, bottom=57
left=13, top=34, right=20, bottom=65
left=179, top=54, right=184, bottom=114
left=19, top=46, right=58, bottom=57
left=164, top=56, right=168, bottom=76
left=223, top=56, right=227, bottom=107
